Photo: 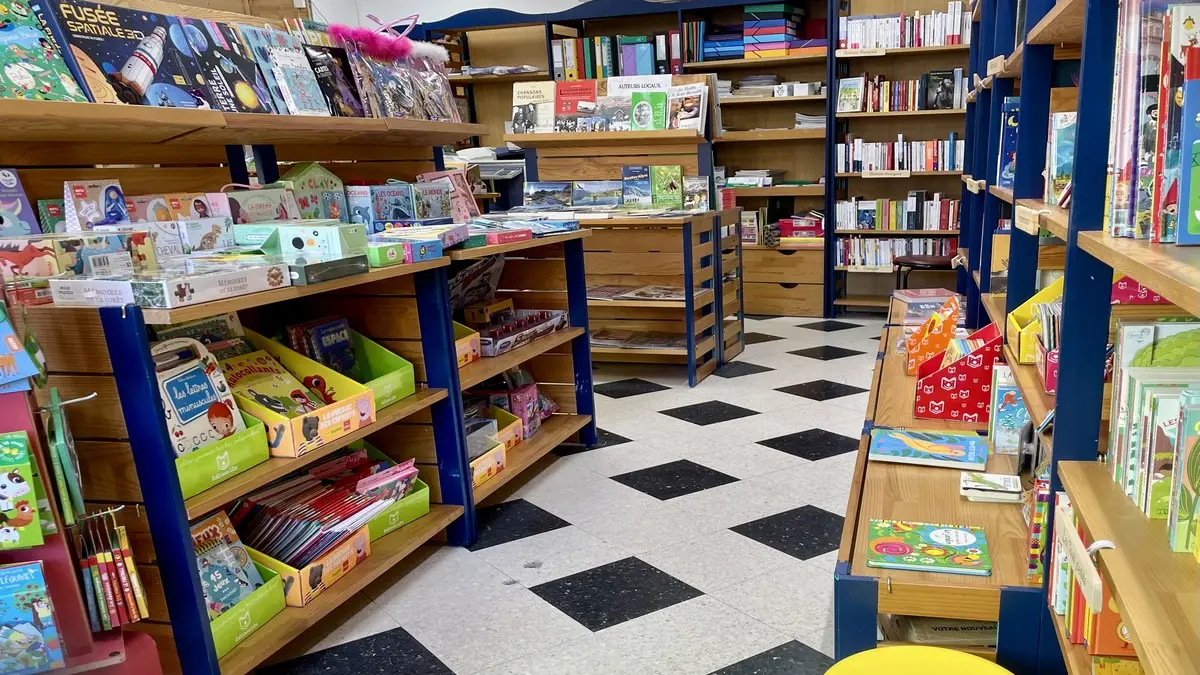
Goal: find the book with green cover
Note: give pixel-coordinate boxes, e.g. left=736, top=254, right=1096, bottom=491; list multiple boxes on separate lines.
left=650, top=165, right=683, bottom=209
left=0, top=431, right=44, bottom=550
left=631, top=91, right=667, bottom=130
left=866, top=519, right=992, bottom=576
left=1169, top=389, right=1200, bottom=552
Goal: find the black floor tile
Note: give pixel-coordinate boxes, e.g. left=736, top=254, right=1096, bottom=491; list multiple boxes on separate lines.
left=594, top=378, right=671, bottom=399
left=744, top=332, right=785, bottom=345
left=554, top=428, right=633, bottom=456
left=469, top=499, right=569, bottom=551
left=788, top=345, right=866, bottom=361
left=796, top=320, right=860, bottom=332
left=258, top=626, right=453, bottom=675
left=732, top=505, right=844, bottom=561
left=529, top=557, right=702, bottom=631
left=715, top=361, right=775, bottom=378
left=659, top=400, right=760, bottom=426
left=709, top=640, right=834, bottom=675
left=611, top=459, right=739, bottom=500
left=758, top=429, right=860, bottom=461
left=776, top=380, right=867, bottom=401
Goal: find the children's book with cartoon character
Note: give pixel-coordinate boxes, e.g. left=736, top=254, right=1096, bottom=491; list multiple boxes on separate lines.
left=0, top=2, right=88, bottom=105
left=866, top=519, right=992, bottom=575
left=0, top=433, right=43, bottom=550
left=153, top=338, right=246, bottom=457
left=219, top=350, right=323, bottom=420
left=191, top=512, right=264, bottom=619
left=0, top=561, right=64, bottom=674
left=868, top=427, right=988, bottom=470
left=989, top=364, right=1030, bottom=455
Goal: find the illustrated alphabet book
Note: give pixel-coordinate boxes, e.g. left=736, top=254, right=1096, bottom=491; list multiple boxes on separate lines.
left=0, top=562, right=64, bottom=674
left=153, top=338, right=246, bottom=457
left=866, top=519, right=992, bottom=576
left=868, top=427, right=988, bottom=470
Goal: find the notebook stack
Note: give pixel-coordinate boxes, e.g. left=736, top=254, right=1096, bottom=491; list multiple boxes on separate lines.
left=703, top=25, right=745, bottom=61
left=744, top=3, right=807, bottom=59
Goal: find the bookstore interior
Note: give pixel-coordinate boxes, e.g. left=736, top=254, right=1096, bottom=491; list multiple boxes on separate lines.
left=0, top=0, right=1194, bottom=674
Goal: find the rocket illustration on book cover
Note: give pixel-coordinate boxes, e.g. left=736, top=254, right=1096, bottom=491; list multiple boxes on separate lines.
left=53, top=0, right=212, bottom=107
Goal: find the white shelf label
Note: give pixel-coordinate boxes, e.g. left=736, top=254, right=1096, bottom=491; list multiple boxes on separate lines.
left=862, top=170, right=911, bottom=179
left=1055, top=502, right=1105, bottom=612
left=1014, top=204, right=1046, bottom=235
left=987, top=56, right=1006, bottom=76
left=836, top=48, right=886, bottom=57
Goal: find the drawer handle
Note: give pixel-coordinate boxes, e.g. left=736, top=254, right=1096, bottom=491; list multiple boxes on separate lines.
left=778, top=283, right=800, bottom=289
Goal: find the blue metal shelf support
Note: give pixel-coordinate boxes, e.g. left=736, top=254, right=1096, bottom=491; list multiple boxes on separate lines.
left=563, top=236, right=599, bottom=446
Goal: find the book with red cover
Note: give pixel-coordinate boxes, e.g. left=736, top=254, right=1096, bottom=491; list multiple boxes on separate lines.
left=555, top=80, right=598, bottom=128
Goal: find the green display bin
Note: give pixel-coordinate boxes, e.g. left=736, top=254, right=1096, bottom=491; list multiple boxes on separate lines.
left=210, top=562, right=286, bottom=658
left=366, top=478, right=431, bottom=541
left=175, top=413, right=269, bottom=500
left=349, top=330, right=416, bottom=409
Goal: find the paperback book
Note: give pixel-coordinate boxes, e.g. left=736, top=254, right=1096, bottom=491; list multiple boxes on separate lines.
left=667, top=83, right=706, bottom=131
left=596, top=95, right=632, bottom=131
left=837, top=76, right=865, bottom=112
left=631, top=90, right=667, bottom=130
left=988, top=364, right=1030, bottom=455
left=683, top=176, right=710, bottom=211
left=191, top=511, right=265, bottom=619
left=866, top=519, right=992, bottom=576
left=523, top=181, right=573, bottom=208
left=868, top=427, right=988, bottom=470
left=219, top=350, right=324, bottom=419
left=511, top=82, right=555, bottom=133
left=0, top=562, right=64, bottom=673
left=572, top=181, right=623, bottom=207
left=621, top=165, right=653, bottom=207
left=305, top=44, right=365, bottom=117
left=554, top=80, right=597, bottom=132
left=959, top=471, right=1023, bottom=503
left=650, top=165, right=683, bottom=209
left=239, top=26, right=328, bottom=116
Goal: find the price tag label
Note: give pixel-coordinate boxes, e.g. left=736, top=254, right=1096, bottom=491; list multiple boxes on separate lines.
left=987, top=56, right=1006, bottom=76
left=1014, top=204, right=1045, bottom=235
left=835, top=48, right=886, bottom=57
left=1055, top=502, right=1105, bottom=611
left=862, top=170, right=911, bottom=179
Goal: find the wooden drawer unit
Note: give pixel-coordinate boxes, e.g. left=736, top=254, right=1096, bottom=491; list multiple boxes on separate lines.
left=744, top=282, right=823, bottom=316
left=744, top=248, right=824, bottom=284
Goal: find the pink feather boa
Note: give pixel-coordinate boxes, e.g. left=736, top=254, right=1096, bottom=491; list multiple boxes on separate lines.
left=328, top=24, right=413, bottom=62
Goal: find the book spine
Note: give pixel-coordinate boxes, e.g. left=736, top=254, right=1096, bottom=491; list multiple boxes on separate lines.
left=1179, top=46, right=1200, bottom=244
left=551, top=39, right=565, bottom=80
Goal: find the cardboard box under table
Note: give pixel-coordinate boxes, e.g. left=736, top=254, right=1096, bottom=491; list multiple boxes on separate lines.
left=234, top=329, right=376, bottom=458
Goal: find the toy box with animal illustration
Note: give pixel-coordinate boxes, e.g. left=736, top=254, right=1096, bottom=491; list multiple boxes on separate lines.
left=247, top=526, right=370, bottom=608
left=221, top=330, right=376, bottom=458
left=0, top=432, right=44, bottom=550
left=0, top=231, right=161, bottom=284
left=49, top=258, right=291, bottom=309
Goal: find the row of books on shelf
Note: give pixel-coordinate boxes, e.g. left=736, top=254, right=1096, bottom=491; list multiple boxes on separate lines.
left=835, top=136, right=965, bottom=174
left=1108, top=5, right=1200, bottom=244
left=835, top=194, right=961, bottom=232
left=836, top=70, right=967, bottom=113
left=521, top=167, right=709, bottom=211
left=718, top=76, right=824, bottom=99
left=509, top=76, right=712, bottom=134
left=552, top=33, right=680, bottom=80
left=835, top=236, right=953, bottom=268
left=837, top=2, right=972, bottom=51
left=991, top=96, right=1076, bottom=210
left=682, top=4, right=828, bottom=62
left=8, top=2, right=458, bottom=121
left=739, top=210, right=825, bottom=245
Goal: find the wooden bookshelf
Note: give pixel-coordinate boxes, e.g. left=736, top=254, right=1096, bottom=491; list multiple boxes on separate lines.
left=990, top=185, right=1015, bottom=204
left=505, top=129, right=703, bottom=147
left=838, top=109, right=966, bottom=118
left=981, top=292, right=1006, bottom=326
left=719, top=94, right=826, bottom=105
left=715, top=128, right=825, bottom=142
left=681, top=52, right=826, bottom=69
left=728, top=185, right=824, bottom=197
left=833, top=295, right=890, bottom=308
left=835, top=44, right=972, bottom=58
left=836, top=171, right=963, bottom=178
left=1076, top=231, right=1200, bottom=317
left=473, top=415, right=594, bottom=503
left=1027, top=0, right=1085, bottom=46
left=448, top=70, right=550, bottom=83
left=835, top=230, right=961, bottom=236
left=1002, top=345, right=1055, bottom=427
left=1051, top=613, right=1091, bottom=675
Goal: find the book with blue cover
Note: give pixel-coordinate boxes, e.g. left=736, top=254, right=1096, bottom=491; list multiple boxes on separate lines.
left=997, top=97, right=1019, bottom=189
left=0, top=562, right=64, bottom=673
left=572, top=181, right=623, bottom=207
left=868, top=427, right=988, bottom=470
left=622, top=166, right=652, bottom=207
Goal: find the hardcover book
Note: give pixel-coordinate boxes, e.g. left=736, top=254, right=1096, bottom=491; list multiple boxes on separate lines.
left=220, top=350, right=323, bottom=419
left=511, top=82, right=555, bottom=133
left=996, top=96, right=1019, bottom=189
left=0, top=2, right=87, bottom=103
left=239, top=26, right=327, bottom=116
left=988, top=364, right=1030, bottom=455
left=304, top=44, right=364, bottom=117
left=959, top=471, right=1023, bottom=501
left=572, top=181, right=623, bottom=207
left=1046, top=112, right=1077, bottom=207
left=523, top=181, right=573, bottom=208
left=1169, top=389, right=1200, bottom=551
left=55, top=1, right=211, bottom=107
left=0, top=562, right=64, bottom=672
left=191, top=511, right=265, bottom=619
left=650, top=165, right=683, bottom=209
left=868, top=427, right=988, bottom=470
left=683, top=175, right=710, bottom=211
left=866, top=519, right=992, bottom=576
left=622, top=165, right=652, bottom=207
left=153, top=338, right=246, bottom=456
left=370, top=184, right=415, bottom=221
left=188, top=20, right=273, bottom=113
left=667, top=83, right=706, bottom=131
left=596, top=95, right=632, bottom=131
left=553, top=79, right=597, bottom=132
left=413, top=182, right=453, bottom=220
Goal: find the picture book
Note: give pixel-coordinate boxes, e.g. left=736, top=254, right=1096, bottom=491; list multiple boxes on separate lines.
left=996, top=96, right=1019, bottom=189
left=621, top=165, right=652, bottom=207
left=650, top=165, right=683, bottom=209
left=54, top=1, right=211, bottom=107
left=837, top=76, right=865, bottom=113
left=0, top=170, right=36, bottom=238
left=523, top=181, right=572, bottom=208
left=553, top=79, right=597, bottom=132
left=988, top=365, right=1030, bottom=455
left=1091, top=657, right=1144, bottom=675
left=511, top=81, right=555, bottom=133
left=0, top=562, right=64, bottom=673
left=868, top=427, right=988, bottom=470
left=631, top=90, right=667, bottom=131
left=667, top=83, right=706, bottom=131
left=188, top=20, right=273, bottom=113
left=683, top=175, right=710, bottom=211
left=572, top=181, right=623, bottom=207
left=346, top=185, right=371, bottom=224
left=370, top=183, right=415, bottom=222
left=304, top=44, right=364, bottom=117
left=0, top=432, right=44, bottom=550
left=220, top=350, right=323, bottom=419
left=1118, top=373, right=1198, bottom=502
left=1143, top=389, right=1183, bottom=519
left=0, top=2, right=87, bottom=103
left=413, top=181, right=453, bottom=220
left=191, top=511, right=265, bottom=619
left=1169, top=389, right=1200, bottom=551
left=596, top=95, right=632, bottom=131
left=1046, top=112, right=1077, bottom=207
left=45, top=389, right=84, bottom=526
left=153, top=338, right=246, bottom=456
left=960, top=471, right=1022, bottom=502
left=62, top=179, right=129, bottom=231
left=0, top=304, right=38, bottom=390
left=308, top=318, right=356, bottom=375
left=866, top=519, right=992, bottom=576
left=239, top=25, right=327, bottom=117
left=1151, top=7, right=1200, bottom=243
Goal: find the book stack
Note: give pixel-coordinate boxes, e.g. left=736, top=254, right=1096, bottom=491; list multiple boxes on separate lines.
left=703, top=25, right=746, bottom=61
left=835, top=134, right=965, bottom=173
left=837, top=2, right=971, bottom=50
left=743, top=3, right=806, bottom=59
left=837, top=70, right=966, bottom=112
left=794, top=112, right=826, bottom=130
left=586, top=285, right=688, bottom=302
left=726, top=170, right=785, bottom=187
left=836, top=237, right=954, bottom=268
left=733, top=74, right=780, bottom=98
left=835, top=194, right=961, bottom=231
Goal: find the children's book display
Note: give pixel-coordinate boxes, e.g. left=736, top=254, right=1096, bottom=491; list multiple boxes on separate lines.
left=75, top=510, right=149, bottom=632
left=868, top=427, right=988, bottom=470
left=0, top=562, right=65, bottom=673
left=0, top=432, right=44, bottom=550
left=913, top=322, right=1003, bottom=424
left=988, top=365, right=1030, bottom=455
left=905, top=295, right=960, bottom=375
left=865, top=519, right=992, bottom=576
left=520, top=164, right=705, bottom=214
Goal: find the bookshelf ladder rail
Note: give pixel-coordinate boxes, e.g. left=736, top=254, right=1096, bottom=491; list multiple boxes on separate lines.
left=564, top=236, right=599, bottom=446
left=978, top=0, right=1018, bottom=302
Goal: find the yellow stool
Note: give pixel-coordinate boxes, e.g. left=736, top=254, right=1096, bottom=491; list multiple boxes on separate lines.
left=827, top=646, right=1015, bottom=674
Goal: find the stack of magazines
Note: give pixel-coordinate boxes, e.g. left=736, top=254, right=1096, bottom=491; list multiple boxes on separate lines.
left=587, top=285, right=688, bottom=302
left=592, top=329, right=689, bottom=350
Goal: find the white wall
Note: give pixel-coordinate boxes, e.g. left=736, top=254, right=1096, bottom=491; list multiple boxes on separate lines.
left=310, top=0, right=363, bottom=26
left=313, top=0, right=590, bottom=28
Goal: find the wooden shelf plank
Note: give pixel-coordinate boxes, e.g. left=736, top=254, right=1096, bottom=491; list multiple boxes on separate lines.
left=1002, top=344, right=1054, bottom=427
left=1077, top=231, right=1200, bottom=317
left=504, top=130, right=702, bottom=147
left=836, top=44, right=972, bottom=58
left=999, top=44, right=1024, bottom=79
left=459, top=328, right=585, bottom=389
left=741, top=244, right=823, bottom=250
left=1028, top=0, right=1085, bottom=45
left=591, top=345, right=688, bottom=356
left=836, top=171, right=963, bottom=177
left=0, top=99, right=224, bottom=143
left=473, top=414, right=593, bottom=503
left=1051, top=612, right=1092, bottom=675
left=183, top=389, right=447, bottom=520
left=833, top=295, right=890, bottom=307
left=587, top=288, right=713, bottom=309
left=715, top=129, right=824, bottom=142
left=472, top=192, right=501, bottom=200
left=1038, top=202, right=1070, bottom=240
left=834, top=230, right=961, bottom=236
left=728, top=185, right=824, bottom=197
left=682, top=53, right=826, bottom=69
left=448, top=230, right=590, bottom=260
left=719, top=95, right=826, bottom=105
left=838, top=109, right=966, bottom=118
left=217, top=504, right=463, bottom=675
left=990, top=185, right=1015, bottom=204
left=1058, top=461, right=1200, bottom=675
left=448, top=70, right=550, bottom=83
left=175, top=114, right=486, bottom=146
left=981, top=292, right=1006, bottom=327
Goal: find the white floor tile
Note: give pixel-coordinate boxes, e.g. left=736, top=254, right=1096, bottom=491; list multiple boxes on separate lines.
left=525, top=475, right=664, bottom=525
left=562, top=441, right=682, bottom=477
left=708, top=560, right=835, bottom=646
left=473, top=526, right=632, bottom=587
left=574, top=500, right=722, bottom=554
left=304, top=599, right=400, bottom=654
left=666, top=478, right=810, bottom=531
left=687, top=442, right=809, bottom=479
left=638, top=529, right=806, bottom=594
left=507, top=455, right=606, bottom=501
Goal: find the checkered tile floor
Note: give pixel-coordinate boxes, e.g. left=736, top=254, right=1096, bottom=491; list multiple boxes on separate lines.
left=264, top=315, right=884, bottom=675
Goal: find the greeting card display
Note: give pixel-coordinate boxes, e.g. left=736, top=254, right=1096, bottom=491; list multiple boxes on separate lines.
left=906, top=295, right=960, bottom=375
left=914, top=323, right=1003, bottom=424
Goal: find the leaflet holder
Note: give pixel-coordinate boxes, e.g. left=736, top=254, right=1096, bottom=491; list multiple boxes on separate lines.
left=913, top=322, right=1003, bottom=424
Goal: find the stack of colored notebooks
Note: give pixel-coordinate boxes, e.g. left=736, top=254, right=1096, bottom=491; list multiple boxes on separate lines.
left=702, top=25, right=744, bottom=61
left=744, top=3, right=805, bottom=58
